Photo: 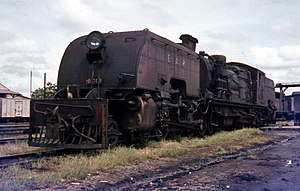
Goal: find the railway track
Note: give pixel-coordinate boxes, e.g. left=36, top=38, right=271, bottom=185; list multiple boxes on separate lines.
left=0, top=138, right=28, bottom=145
left=0, top=149, right=77, bottom=168
left=0, top=123, right=29, bottom=128
left=0, top=123, right=29, bottom=135
left=0, top=123, right=29, bottom=144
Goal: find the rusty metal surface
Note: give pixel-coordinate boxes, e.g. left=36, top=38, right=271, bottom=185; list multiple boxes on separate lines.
left=29, top=29, right=278, bottom=149
left=122, top=95, right=157, bottom=133
left=57, top=30, right=200, bottom=97
left=57, top=31, right=146, bottom=90
left=137, top=32, right=200, bottom=97
left=29, top=99, right=108, bottom=149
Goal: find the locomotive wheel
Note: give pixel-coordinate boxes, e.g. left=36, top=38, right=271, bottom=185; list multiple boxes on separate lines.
left=186, top=128, right=195, bottom=137
left=170, top=130, right=182, bottom=141
left=203, top=114, right=213, bottom=135
left=139, top=131, right=150, bottom=145
left=154, top=127, right=164, bottom=141
left=107, top=119, right=120, bottom=147
left=251, top=114, right=259, bottom=128
left=196, top=123, right=206, bottom=137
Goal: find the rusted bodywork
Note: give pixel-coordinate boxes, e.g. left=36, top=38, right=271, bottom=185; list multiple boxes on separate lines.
left=198, top=54, right=276, bottom=128
left=228, top=62, right=275, bottom=105
left=29, top=29, right=276, bottom=149
left=29, top=99, right=108, bottom=149
left=57, top=30, right=200, bottom=97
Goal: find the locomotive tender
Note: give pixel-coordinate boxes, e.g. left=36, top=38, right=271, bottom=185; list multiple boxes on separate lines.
left=29, top=29, right=275, bottom=149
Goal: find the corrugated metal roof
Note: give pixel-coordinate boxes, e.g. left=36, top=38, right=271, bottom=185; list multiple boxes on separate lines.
left=0, top=83, right=20, bottom=95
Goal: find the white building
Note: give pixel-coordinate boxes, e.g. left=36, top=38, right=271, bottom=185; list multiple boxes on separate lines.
left=0, top=83, right=30, bottom=122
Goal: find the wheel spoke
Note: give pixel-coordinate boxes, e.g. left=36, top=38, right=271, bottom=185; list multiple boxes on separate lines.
left=107, top=119, right=120, bottom=147
left=139, top=131, right=150, bottom=145
left=154, top=128, right=164, bottom=141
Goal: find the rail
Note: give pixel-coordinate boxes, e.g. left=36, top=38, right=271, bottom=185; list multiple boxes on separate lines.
left=0, top=123, right=29, bottom=144
left=0, top=149, right=78, bottom=168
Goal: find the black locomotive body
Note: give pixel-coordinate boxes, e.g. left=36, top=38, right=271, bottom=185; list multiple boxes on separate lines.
left=29, top=29, right=276, bottom=149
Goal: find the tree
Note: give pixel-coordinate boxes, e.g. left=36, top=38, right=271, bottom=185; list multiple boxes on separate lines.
left=31, top=82, right=57, bottom=99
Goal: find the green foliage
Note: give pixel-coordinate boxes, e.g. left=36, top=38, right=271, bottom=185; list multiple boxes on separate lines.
left=31, top=82, right=57, bottom=99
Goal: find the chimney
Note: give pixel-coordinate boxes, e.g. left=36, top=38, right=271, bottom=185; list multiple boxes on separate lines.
left=179, top=34, right=198, bottom=52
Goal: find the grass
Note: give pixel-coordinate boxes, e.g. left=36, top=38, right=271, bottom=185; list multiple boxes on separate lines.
left=214, top=146, right=227, bottom=155
left=0, top=128, right=275, bottom=190
left=180, top=128, right=272, bottom=157
left=0, top=141, right=44, bottom=157
left=142, top=140, right=189, bottom=158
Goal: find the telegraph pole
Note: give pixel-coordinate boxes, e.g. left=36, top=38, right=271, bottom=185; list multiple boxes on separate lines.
left=44, top=73, right=46, bottom=98
left=30, top=70, right=32, bottom=98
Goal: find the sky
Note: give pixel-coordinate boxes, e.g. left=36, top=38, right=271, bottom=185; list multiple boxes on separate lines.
left=0, top=0, right=300, bottom=97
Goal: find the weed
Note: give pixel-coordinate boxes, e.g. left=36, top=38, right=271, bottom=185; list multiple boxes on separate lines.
left=215, top=146, right=228, bottom=155
left=0, top=141, right=43, bottom=156
left=0, top=128, right=274, bottom=190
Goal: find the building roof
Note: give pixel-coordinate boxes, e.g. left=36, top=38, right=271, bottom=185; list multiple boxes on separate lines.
left=0, top=83, right=21, bottom=95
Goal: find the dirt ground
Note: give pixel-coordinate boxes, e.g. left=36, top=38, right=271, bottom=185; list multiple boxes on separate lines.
left=45, top=127, right=300, bottom=191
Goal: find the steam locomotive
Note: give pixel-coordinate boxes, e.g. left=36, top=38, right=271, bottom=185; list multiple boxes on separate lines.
left=29, top=29, right=276, bottom=149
